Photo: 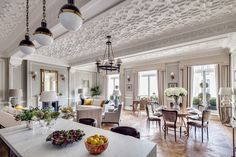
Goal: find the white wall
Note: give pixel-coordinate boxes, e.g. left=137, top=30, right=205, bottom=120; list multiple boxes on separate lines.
left=0, top=58, right=8, bottom=107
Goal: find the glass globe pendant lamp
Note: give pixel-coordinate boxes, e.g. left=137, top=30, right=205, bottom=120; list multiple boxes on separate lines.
left=34, top=0, right=53, bottom=46
left=19, top=0, right=35, bottom=55
left=58, top=0, right=83, bottom=31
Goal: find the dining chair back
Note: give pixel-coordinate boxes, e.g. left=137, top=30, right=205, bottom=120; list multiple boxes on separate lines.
left=162, top=109, right=178, bottom=124
left=139, top=99, right=148, bottom=110
left=78, top=118, right=96, bottom=127
left=111, top=126, right=140, bottom=139
left=202, top=110, right=211, bottom=125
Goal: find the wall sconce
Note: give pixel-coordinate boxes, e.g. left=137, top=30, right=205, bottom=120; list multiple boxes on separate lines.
left=31, top=71, right=37, bottom=80
left=127, top=75, right=131, bottom=82
left=60, top=74, right=66, bottom=81
left=170, top=72, right=175, bottom=80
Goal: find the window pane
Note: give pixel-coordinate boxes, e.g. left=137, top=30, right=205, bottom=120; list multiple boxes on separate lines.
left=107, top=74, right=119, bottom=99
left=139, top=70, right=158, bottom=98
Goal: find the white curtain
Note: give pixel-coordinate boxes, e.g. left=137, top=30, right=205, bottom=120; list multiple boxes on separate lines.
left=157, top=70, right=165, bottom=105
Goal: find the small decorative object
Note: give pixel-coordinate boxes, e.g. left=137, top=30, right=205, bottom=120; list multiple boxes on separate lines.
left=95, top=36, right=122, bottom=74
left=168, top=83, right=178, bottom=88
left=60, top=74, right=66, bottom=81
left=31, top=71, right=37, bottom=80
left=164, top=87, right=187, bottom=110
left=85, top=134, right=109, bottom=155
left=170, top=72, right=175, bottom=80
left=90, top=86, right=102, bottom=97
left=46, top=129, right=85, bottom=146
left=127, top=84, right=132, bottom=91
left=60, top=106, right=75, bottom=119
left=15, top=108, right=39, bottom=129
left=35, top=109, right=60, bottom=126
left=9, top=89, right=23, bottom=107
left=127, top=75, right=131, bottom=82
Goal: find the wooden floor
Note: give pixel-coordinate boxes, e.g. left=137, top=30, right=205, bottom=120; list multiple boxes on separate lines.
left=103, top=110, right=233, bottom=157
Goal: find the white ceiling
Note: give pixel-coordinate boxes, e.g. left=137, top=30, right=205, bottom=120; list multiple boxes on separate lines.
left=1, top=0, right=236, bottom=67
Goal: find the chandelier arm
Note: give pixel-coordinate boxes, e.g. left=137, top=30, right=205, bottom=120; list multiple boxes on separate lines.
left=110, top=44, right=115, bottom=61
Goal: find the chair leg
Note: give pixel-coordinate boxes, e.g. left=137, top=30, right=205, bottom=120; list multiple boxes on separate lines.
left=164, top=126, right=166, bottom=140
left=194, top=126, right=196, bottom=137
left=207, top=127, right=209, bottom=140
left=187, top=124, right=189, bottom=137
left=180, top=127, right=182, bottom=138
left=174, top=128, right=177, bottom=142
left=159, top=121, right=161, bottom=132
left=201, top=127, right=203, bottom=143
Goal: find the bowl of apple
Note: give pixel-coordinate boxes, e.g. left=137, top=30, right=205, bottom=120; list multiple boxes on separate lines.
left=84, top=134, right=108, bottom=155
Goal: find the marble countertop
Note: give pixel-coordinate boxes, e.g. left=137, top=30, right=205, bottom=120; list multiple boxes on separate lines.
left=0, top=119, right=156, bottom=157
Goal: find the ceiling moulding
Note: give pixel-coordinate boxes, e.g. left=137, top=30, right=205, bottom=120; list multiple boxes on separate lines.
left=9, top=57, right=23, bottom=67
left=69, top=26, right=233, bottom=66
left=24, top=54, right=69, bottom=67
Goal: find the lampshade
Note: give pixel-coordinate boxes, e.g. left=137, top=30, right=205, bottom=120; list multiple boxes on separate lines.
left=78, top=88, right=83, bottom=94
left=58, top=0, right=83, bottom=31
left=34, top=21, right=53, bottom=46
left=40, top=91, right=58, bottom=102
left=19, top=35, right=36, bottom=55
left=9, top=89, right=23, bottom=98
left=218, top=87, right=233, bottom=96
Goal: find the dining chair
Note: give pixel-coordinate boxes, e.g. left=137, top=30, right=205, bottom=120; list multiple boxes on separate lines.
left=187, top=110, right=211, bottom=142
left=162, top=109, right=181, bottom=142
left=146, top=105, right=161, bottom=132
left=78, top=118, right=96, bottom=127
left=111, top=126, right=140, bottom=139
left=138, top=99, right=148, bottom=116
left=150, top=103, right=162, bottom=117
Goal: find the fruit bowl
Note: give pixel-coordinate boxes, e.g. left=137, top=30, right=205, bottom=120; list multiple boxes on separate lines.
left=46, top=129, right=85, bottom=146
left=85, top=134, right=109, bottom=155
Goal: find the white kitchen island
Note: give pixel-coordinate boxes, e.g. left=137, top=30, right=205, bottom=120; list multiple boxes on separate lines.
left=0, top=118, right=156, bottom=157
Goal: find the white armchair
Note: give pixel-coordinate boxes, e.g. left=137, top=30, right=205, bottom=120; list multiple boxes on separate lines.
left=102, top=104, right=122, bottom=126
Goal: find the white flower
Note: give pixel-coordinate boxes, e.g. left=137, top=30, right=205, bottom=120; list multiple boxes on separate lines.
left=164, top=87, right=187, bottom=97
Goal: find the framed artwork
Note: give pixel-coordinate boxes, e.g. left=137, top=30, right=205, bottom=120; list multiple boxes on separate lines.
left=127, top=84, right=132, bottom=91
left=168, top=83, right=178, bottom=88
left=234, top=70, right=236, bottom=82
left=82, top=80, right=89, bottom=88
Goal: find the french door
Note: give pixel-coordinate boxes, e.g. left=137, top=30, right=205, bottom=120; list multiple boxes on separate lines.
left=191, top=64, right=217, bottom=112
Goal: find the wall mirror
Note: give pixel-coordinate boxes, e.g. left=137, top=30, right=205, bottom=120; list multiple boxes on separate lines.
left=41, top=69, right=58, bottom=93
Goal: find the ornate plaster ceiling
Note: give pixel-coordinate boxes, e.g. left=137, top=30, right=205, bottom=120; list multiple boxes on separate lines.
left=35, top=0, right=236, bottom=64
left=0, top=0, right=39, bottom=44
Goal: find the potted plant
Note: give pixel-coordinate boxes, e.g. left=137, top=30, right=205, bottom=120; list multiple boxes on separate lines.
left=90, top=86, right=102, bottom=98
left=15, top=108, right=39, bottom=129
left=60, top=106, right=75, bottom=120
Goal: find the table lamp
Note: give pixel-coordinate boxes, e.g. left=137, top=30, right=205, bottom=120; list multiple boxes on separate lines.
left=9, top=89, right=23, bottom=107
left=40, top=91, right=58, bottom=110
left=219, top=87, right=233, bottom=106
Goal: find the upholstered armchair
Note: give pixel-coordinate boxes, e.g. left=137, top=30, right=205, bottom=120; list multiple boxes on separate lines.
left=102, top=104, right=122, bottom=126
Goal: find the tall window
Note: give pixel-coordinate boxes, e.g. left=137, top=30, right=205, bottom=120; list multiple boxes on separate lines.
left=107, top=74, right=119, bottom=99
left=138, top=70, right=158, bottom=98
left=192, top=64, right=217, bottom=111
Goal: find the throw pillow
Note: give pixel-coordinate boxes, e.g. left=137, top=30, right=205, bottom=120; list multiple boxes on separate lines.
left=100, top=100, right=105, bottom=107
left=84, top=99, right=93, bottom=105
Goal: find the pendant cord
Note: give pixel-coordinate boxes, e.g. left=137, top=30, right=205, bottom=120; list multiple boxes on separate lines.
left=43, top=0, right=46, bottom=21
left=26, top=0, right=29, bottom=34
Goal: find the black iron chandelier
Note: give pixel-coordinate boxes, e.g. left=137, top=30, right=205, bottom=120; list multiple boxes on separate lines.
left=96, top=36, right=122, bottom=74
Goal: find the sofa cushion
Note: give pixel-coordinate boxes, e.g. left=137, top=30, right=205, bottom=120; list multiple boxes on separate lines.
left=84, top=99, right=93, bottom=105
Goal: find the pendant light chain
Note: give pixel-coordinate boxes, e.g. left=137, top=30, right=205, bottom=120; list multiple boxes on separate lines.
left=26, top=0, right=29, bottom=34
left=43, top=0, right=46, bottom=21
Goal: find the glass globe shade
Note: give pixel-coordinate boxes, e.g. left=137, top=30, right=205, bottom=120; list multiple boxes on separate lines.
left=59, top=12, right=83, bottom=31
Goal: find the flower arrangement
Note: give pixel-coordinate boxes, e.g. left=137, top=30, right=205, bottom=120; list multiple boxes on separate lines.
left=164, top=87, right=187, bottom=98
left=60, top=106, right=75, bottom=119
left=15, top=108, right=60, bottom=126
left=46, top=129, right=85, bottom=146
